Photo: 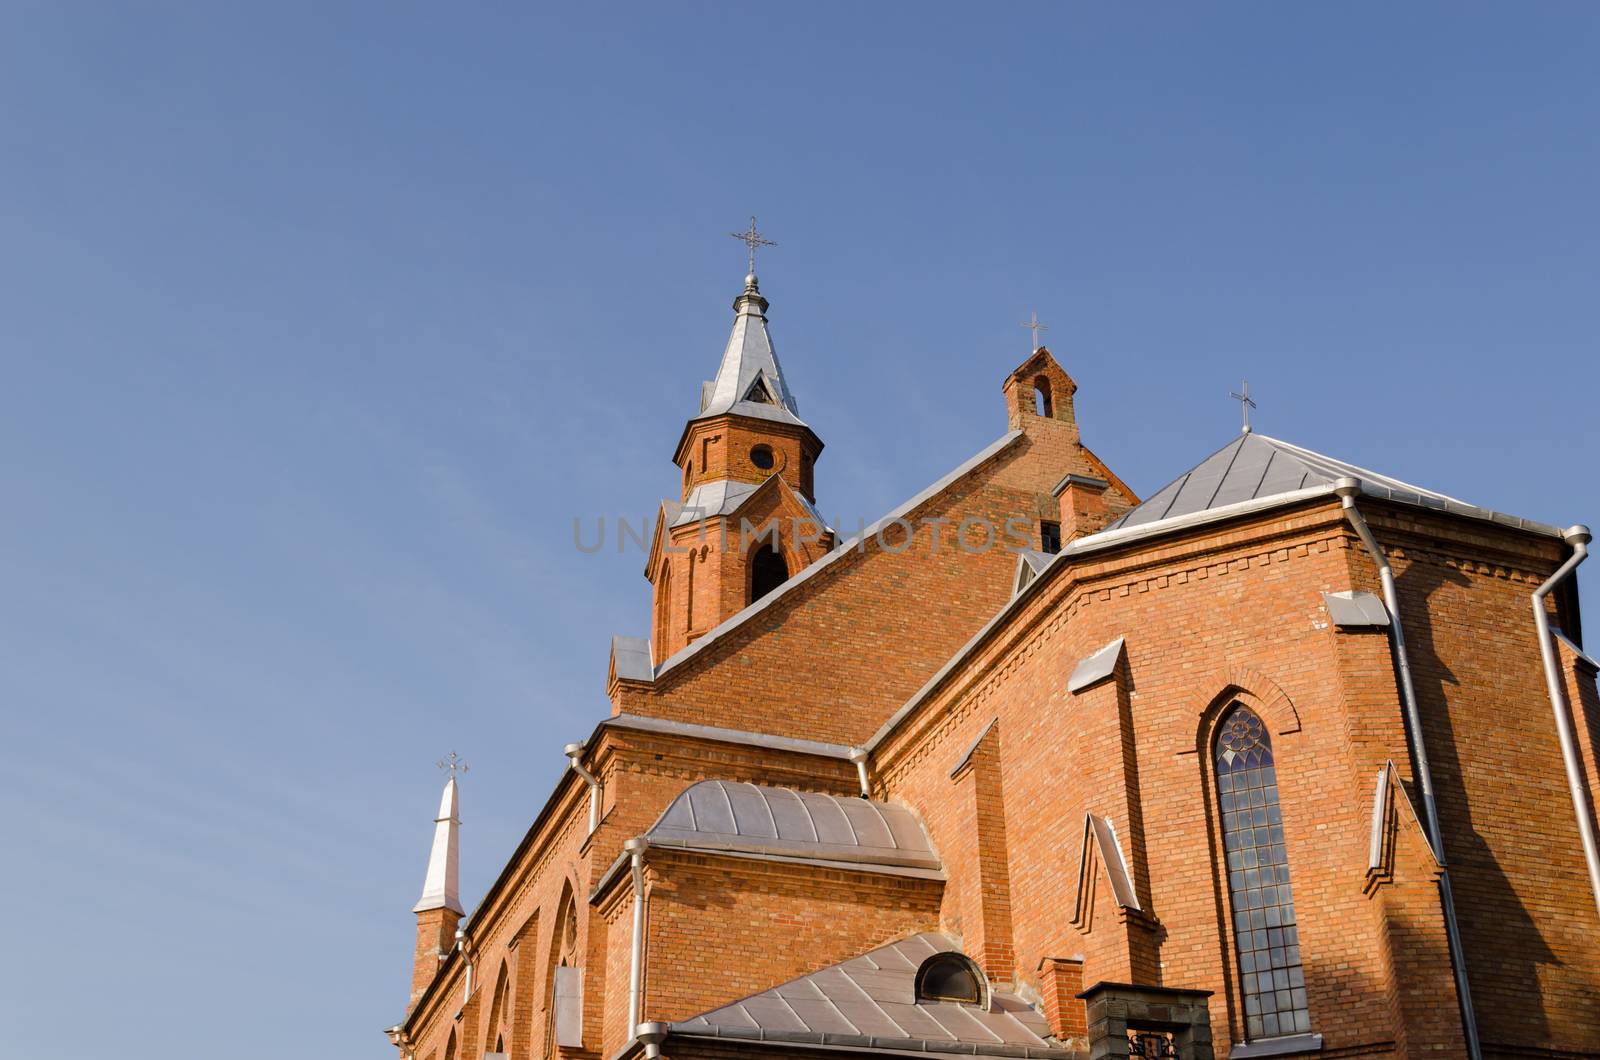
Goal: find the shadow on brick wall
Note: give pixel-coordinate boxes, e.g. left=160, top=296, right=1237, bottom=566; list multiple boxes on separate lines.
left=1395, top=559, right=1555, bottom=1048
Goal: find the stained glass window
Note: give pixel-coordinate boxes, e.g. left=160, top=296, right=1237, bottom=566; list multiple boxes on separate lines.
left=1215, top=704, right=1311, bottom=1039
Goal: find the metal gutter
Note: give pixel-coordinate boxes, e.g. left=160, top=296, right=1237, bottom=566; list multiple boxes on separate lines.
left=599, top=712, right=856, bottom=760
left=589, top=836, right=946, bottom=903
left=1530, top=525, right=1600, bottom=917
left=650, top=431, right=1024, bottom=681
left=1335, top=478, right=1480, bottom=1060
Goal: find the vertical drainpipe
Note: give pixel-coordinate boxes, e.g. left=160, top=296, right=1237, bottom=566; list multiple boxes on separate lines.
left=849, top=746, right=871, bottom=797
left=1334, top=478, right=1481, bottom=1060
left=455, top=925, right=474, bottom=1006
left=1531, top=524, right=1600, bottom=916
left=564, top=742, right=602, bottom=835
left=625, top=837, right=649, bottom=1034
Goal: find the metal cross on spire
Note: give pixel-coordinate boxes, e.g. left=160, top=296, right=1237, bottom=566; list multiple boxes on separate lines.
left=730, top=216, right=776, bottom=275
left=1231, top=380, right=1257, bottom=434
left=1020, top=311, right=1049, bottom=353
left=437, top=751, right=469, bottom=780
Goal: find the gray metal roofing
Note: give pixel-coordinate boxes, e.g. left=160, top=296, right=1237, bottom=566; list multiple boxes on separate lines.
left=670, top=475, right=833, bottom=532
left=672, top=479, right=761, bottom=527
left=1105, top=432, right=1477, bottom=532
left=648, top=781, right=940, bottom=870
left=672, top=932, right=1065, bottom=1056
left=697, top=282, right=806, bottom=427
left=610, top=636, right=654, bottom=682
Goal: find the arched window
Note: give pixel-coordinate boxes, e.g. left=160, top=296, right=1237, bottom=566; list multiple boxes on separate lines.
left=544, top=888, right=580, bottom=1057
left=1215, top=704, right=1309, bottom=1040
left=444, top=1030, right=458, bottom=1060
left=485, top=960, right=510, bottom=1056
left=1033, top=377, right=1053, bottom=417
left=749, top=542, right=788, bottom=604
left=654, top=563, right=672, bottom=655
left=914, top=952, right=984, bottom=1006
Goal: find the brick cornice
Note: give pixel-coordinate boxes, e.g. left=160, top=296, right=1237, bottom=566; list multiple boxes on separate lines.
left=877, top=511, right=1352, bottom=784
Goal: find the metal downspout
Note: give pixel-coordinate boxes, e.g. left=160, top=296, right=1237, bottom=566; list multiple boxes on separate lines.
left=564, top=741, right=602, bottom=835
left=625, top=837, right=649, bottom=1034
left=1531, top=525, right=1600, bottom=916
left=849, top=747, right=871, bottom=797
left=1334, top=478, right=1481, bottom=1060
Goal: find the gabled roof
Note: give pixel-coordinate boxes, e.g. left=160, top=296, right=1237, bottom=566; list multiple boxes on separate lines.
left=671, top=474, right=831, bottom=532
left=1106, top=431, right=1471, bottom=532
left=671, top=932, right=1065, bottom=1057
left=641, top=430, right=1024, bottom=683
left=648, top=780, right=939, bottom=871
left=696, top=276, right=807, bottom=430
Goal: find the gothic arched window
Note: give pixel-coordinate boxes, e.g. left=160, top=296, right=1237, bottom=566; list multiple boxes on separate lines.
left=749, top=543, right=788, bottom=604
left=1215, top=704, right=1310, bottom=1040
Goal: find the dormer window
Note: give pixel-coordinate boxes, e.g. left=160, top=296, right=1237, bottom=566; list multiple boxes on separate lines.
left=744, top=377, right=777, bottom=405
left=914, top=952, right=985, bottom=1006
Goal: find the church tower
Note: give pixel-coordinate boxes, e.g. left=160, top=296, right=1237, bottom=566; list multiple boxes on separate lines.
left=646, top=251, right=830, bottom=666
left=408, top=767, right=463, bottom=1009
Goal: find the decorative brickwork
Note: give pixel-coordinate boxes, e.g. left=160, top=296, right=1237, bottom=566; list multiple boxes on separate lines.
left=393, top=284, right=1599, bottom=1060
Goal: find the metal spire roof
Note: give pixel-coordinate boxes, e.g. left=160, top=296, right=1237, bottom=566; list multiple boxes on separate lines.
left=413, top=775, right=463, bottom=915
left=1104, top=432, right=1473, bottom=533
left=696, top=274, right=807, bottom=429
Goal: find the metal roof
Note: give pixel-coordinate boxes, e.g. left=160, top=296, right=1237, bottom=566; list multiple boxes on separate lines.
left=672, top=479, right=761, bottom=527
left=1322, top=591, right=1389, bottom=629
left=1106, top=432, right=1475, bottom=532
left=610, top=636, right=654, bottom=682
left=672, top=932, right=1066, bottom=1056
left=648, top=781, right=940, bottom=871
left=696, top=276, right=807, bottom=429
left=1066, top=638, right=1124, bottom=694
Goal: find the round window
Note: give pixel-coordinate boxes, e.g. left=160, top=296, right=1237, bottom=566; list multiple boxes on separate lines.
left=750, top=445, right=775, bottom=470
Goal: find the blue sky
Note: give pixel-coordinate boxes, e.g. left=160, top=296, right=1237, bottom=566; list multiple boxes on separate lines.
left=2, top=4, right=1597, bottom=1057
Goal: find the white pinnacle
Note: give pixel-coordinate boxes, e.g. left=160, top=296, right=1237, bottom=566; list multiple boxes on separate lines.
left=413, top=775, right=463, bottom=915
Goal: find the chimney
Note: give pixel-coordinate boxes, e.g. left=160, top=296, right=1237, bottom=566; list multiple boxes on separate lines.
left=410, top=773, right=465, bottom=1008
left=1054, top=474, right=1112, bottom=541
left=1036, top=956, right=1087, bottom=1045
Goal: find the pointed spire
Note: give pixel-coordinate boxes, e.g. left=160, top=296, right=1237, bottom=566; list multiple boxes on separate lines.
left=413, top=774, right=463, bottom=915
left=697, top=271, right=806, bottom=426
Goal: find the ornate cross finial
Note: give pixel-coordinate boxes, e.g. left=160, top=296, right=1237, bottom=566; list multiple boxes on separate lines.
left=730, top=216, right=776, bottom=275
left=1020, top=310, right=1049, bottom=353
left=1231, top=380, right=1257, bottom=434
left=437, top=751, right=469, bottom=780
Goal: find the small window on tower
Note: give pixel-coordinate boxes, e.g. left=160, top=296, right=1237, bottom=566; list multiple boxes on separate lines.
left=1040, top=520, right=1062, bottom=554
left=750, top=445, right=775, bottom=470
left=744, top=377, right=776, bottom=405
left=1034, top=377, right=1054, bottom=418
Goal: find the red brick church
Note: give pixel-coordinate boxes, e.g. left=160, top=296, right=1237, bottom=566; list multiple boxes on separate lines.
left=387, top=260, right=1600, bottom=1060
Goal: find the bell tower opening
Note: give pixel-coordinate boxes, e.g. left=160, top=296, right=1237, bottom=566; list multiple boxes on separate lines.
left=749, top=543, right=789, bottom=604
